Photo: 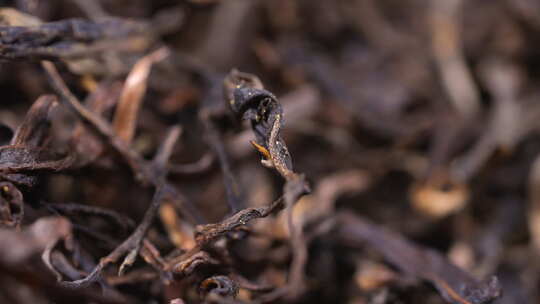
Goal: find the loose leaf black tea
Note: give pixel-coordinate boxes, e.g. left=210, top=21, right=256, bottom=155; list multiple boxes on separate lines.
left=0, top=1, right=537, bottom=303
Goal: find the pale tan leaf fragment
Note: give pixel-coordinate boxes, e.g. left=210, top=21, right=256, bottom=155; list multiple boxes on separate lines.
left=113, top=47, right=170, bottom=144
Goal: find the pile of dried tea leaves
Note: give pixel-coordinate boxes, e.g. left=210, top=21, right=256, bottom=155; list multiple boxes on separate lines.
left=1, top=0, right=539, bottom=303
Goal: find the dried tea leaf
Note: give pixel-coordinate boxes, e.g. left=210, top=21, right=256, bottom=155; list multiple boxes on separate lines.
left=112, top=47, right=170, bottom=144
left=70, top=81, right=122, bottom=166
left=46, top=202, right=135, bottom=232
left=168, top=251, right=219, bottom=276
left=194, top=197, right=284, bottom=246
left=0, top=7, right=41, bottom=26
left=0, top=216, right=71, bottom=264
left=409, top=175, right=469, bottom=219
left=0, top=96, right=71, bottom=184
left=354, top=261, right=398, bottom=292
left=0, top=146, right=70, bottom=172
left=0, top=17, right=150, bottom=60
left=224, top=69, right=294, bottom=179
left=339, top=213, right=502, bottom=304
left=200, top=275, right=239, bottom=299
left=159, top=202, right=196, bottom=250
left=11, top=95, right=57, bottom=148
left=0, top=181, right=24, bottom=229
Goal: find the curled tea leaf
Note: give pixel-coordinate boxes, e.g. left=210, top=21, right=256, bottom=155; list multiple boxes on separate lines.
left=224, top=70, right=295, bottom=179
left=200, top=275, right=239, bottom=299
